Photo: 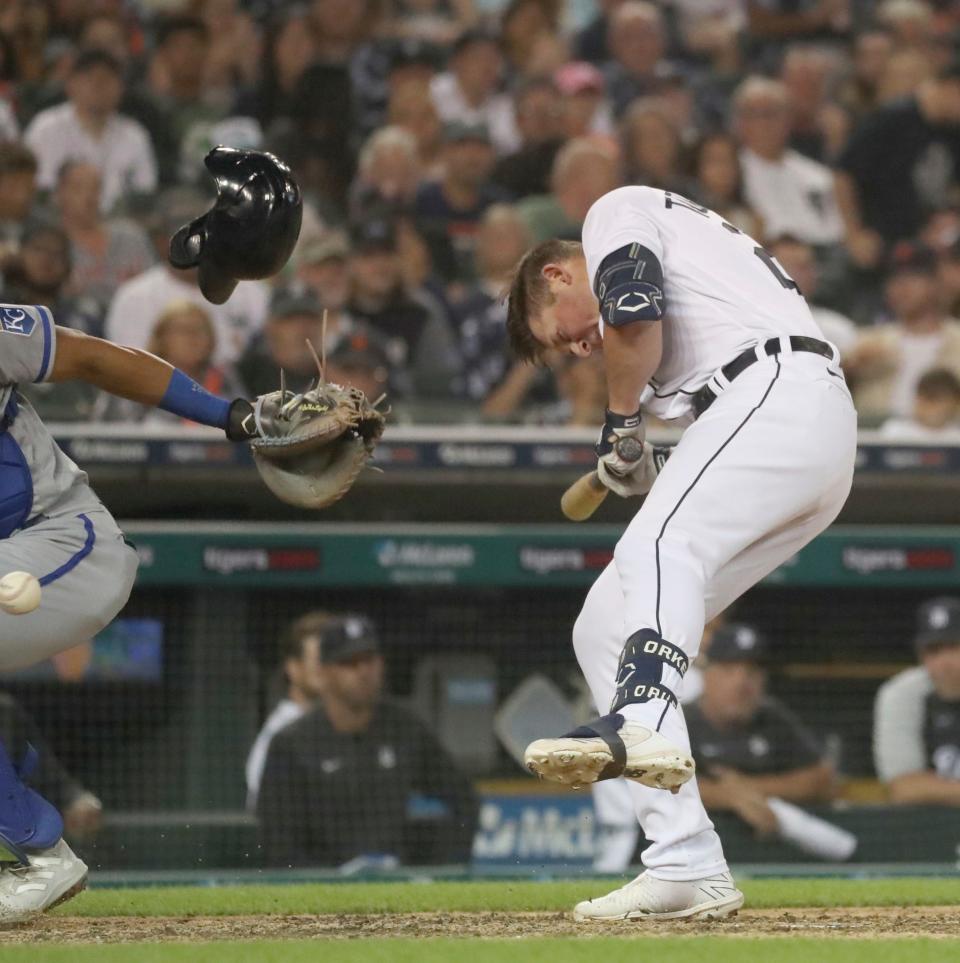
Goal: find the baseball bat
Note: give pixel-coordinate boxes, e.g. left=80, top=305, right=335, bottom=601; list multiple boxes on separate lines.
left=561, top=436, right=644, bottom=522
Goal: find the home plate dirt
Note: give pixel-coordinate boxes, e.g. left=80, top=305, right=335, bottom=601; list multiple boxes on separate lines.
left=1, top=907, right=958, bottom=943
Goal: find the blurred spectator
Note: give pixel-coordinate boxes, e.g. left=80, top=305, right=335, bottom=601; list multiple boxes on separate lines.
left=690, top=131, right=763, bottom=238
left=257, top=612, right=478, bottom=868
left=105, top=190, right=268, bottom=367
left=874, top=45, right=933, bottom=104
left=0, top=141, right=38, bottom=262
left=295, top=231, right=352, bottom=311
left=491, top=78, right=565, bottom=199
left=879, top=367, right=960, bottom=440
left=414, top=121, right=502, bottom=285
left=874, top=597, right=960, bottom=805
left=574, top=0, right=622, bottom=64
left=198, top=0, right=262, bottom=98
left=768, top=235, right=857, bottom=357
left=350, top=125, right=422, bottom=224
left=620, top=98, right=692, bottom=193
left=246, top=611, right=338, bottom=811
left=835, top=61, right=960, bottom=264
left=554, top=60, right=615, bottom=141
left=24, top=49, right=157, bottom=213
left=55, top=160, right=154, bottom=309
left=847, top=242, right=960, bottom=422
left=0, top=692, right=102, bottom=843
left=517, top=137, right=620, bottom=243
left=686, top=624, right=837, bottom=838
left=309, top=0, right=379, bottom=65
left=430, top=27, right=519, bottom=155
left=734, top=76, right=844, bottom=248
left=347, top=218, right=459, bottom=397
left=451, top=204, right=542, bottom=412
left=0, top=222, right=100, bottom=333
left=388, top=76, right=444, bottom=173
left=500, top=0, right=564, bottom=79
left=146, top=302, right=241, bottom=423
left=780, top=46, right=848, bottom=163
left=237, top=286, right=331, bottom=398
left=543, top=352, right=607, bottom=426
left=603, top=1, right=669, bottom=118
left=836, top=28, right=894, bottom=119
left=139, top=15, right=224, bottom=183
left=241, top=8, right=317, bottom=129
left=353, top=36, right=441, bottom=144
left=325, top=325, right=393, bottom=402
left=671, top=0, right=745, bottom=74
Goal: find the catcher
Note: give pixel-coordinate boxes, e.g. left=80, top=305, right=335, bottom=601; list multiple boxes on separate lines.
left=0, top=148, right=384, bottom=924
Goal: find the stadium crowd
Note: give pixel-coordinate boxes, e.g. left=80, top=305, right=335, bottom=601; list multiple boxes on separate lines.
left=0, top=0, right=959, bottom=432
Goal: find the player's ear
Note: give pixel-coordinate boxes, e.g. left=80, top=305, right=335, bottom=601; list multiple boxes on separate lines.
left=541, top=261, right=570, bottom=285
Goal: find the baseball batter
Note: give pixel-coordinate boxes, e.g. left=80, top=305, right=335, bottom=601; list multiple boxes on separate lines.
left=508, top=186, right=857, bottom=920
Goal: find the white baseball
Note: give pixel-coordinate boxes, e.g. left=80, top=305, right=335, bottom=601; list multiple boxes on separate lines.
left=0, top=571, right=42, bottom=615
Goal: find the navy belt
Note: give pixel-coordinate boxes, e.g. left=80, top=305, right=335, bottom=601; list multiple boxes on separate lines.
left=693, top=336, right=833, bottom=418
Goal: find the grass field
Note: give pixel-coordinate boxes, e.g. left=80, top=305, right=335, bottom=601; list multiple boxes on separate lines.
left=1, top=877, right=957, bottom=962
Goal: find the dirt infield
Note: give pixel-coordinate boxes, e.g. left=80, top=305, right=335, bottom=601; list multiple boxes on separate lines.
left=2, top=907, right=958, bottom=943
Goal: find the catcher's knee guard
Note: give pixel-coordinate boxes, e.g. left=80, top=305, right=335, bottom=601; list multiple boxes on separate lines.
left=0, top=741, right=62, bottom=864
left=169, top=147, right=302, bottom=304
left=610, top=629, right=687, bottom=714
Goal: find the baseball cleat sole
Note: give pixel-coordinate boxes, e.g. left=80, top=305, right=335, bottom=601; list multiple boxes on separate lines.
left=574, top=892, right=744, bottom=922
left=524, top=737, right=694, bottom=792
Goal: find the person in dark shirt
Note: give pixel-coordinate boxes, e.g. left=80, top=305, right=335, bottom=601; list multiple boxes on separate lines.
left=836, top=61, right=960, bottom=267
left=491, top=78, right=565, bottom=201
left=685, top=623, right=835, bottom=837
left=256, top=616, right=478, bottom=868
left=414, top=121, right=504, bottom=286
left=874, top=597, right=960, bottom=806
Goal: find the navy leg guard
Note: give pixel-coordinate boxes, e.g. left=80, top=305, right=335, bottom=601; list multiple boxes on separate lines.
left=562, top=713, right=628, bottom=782
left=610, top=629, right=685, bottom=715
left=0, top=740, right=63, bottom=864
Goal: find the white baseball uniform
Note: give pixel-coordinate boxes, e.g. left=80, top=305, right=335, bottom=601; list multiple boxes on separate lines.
left=575, top=187, right=857, bottom=880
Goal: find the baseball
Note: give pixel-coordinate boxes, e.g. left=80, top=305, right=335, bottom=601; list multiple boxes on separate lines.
left=0, top=571, right=42, bottom=615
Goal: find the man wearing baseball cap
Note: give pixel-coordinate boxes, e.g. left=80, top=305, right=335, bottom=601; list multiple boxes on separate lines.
left=684, top=624, right=836, bottom=838
left=874, top=598, right=960, bottom=805
left=255, top=611, right=478, bottom=868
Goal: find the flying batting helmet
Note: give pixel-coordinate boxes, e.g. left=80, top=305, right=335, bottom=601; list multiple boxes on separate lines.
left=169, top=146, right=302, bottom=304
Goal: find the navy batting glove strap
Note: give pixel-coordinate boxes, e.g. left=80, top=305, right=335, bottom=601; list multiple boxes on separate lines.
left=595, top=408, right=644, bottom=458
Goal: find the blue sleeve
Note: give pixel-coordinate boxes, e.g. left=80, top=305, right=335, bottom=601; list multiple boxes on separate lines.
left=593, top=243, right=665, bottom=328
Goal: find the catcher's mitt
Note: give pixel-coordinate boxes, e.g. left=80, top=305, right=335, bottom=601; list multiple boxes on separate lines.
left=244, top=382, right=386, bottom=509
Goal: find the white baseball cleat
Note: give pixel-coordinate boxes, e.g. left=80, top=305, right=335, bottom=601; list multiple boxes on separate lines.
left=524, top=715, right=694, bottom=792
left=574, top=871, right=744, bottom=922
left=0, top=839, right=88, bottom=926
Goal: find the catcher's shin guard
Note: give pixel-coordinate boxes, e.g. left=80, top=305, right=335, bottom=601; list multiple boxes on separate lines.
left=0, top=741, right=63, bottom=864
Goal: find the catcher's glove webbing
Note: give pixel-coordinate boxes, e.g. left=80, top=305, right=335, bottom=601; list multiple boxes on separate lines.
left=237, top=382, right=386, bottom=509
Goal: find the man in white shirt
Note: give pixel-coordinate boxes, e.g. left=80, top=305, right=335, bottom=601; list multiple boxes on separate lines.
left=734, top=76, right=843, bottom=247
left=506, top=185, right=856, bottom=921
left=105, top=192, right=268, bottom=367
left=25, top=50, right=157, bottom=214
left=245, top=611, right=379, bottom=811
left=430, top=28, right=519, bottom=156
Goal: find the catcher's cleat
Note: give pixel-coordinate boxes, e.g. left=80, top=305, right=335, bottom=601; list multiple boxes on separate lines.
left=0, top=839, right=88, bottom=926
left=524, top=713, right=694, bottom=792
left=573, top=871, right=744, bottom=922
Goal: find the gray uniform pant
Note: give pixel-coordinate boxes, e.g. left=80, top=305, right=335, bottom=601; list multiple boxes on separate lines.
left=0, top=506, right=139, bottom=671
